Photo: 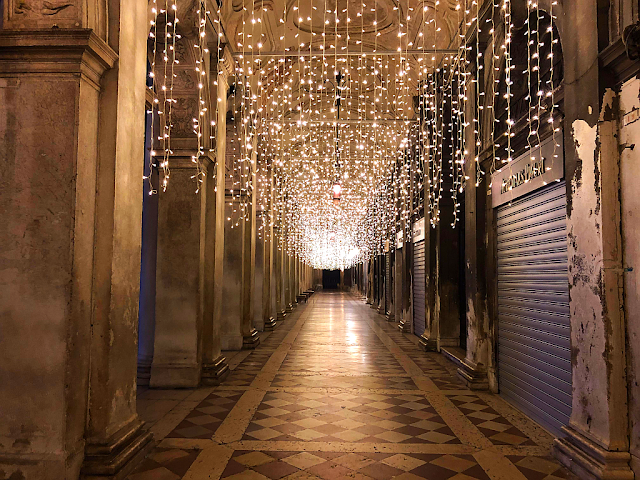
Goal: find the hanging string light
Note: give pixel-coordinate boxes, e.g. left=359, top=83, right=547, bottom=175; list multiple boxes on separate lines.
left=224, top=0, right=490, bottom=269
left=503, top=0, right=513, bottom=165
left=473, top=0, right=484, bottom=187
left=192, top=1, right=209, bottom=193
left=146, top=0, right=179, bottom=194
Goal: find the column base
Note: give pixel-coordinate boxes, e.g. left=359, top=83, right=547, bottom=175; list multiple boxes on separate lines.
left=285, top=303, right=293, bottom=313
left=441, top=347, right=466, bottom=370
left=81, top=419, right=153, bottom=480
left=242, top=329, right=261, bottom=349
left=149, top=362, right=200, bottom=388
left=386, top=313, right=395, bottom=322
left=136, top=362, right=151, bottom=387
left=397, top=320, right=411, bottom=333
left=553, top=426, right=634, bottom=480
left=264, top=316, right=277, bottom=331
left=377, top=305, right=385, bottom=314
left=201, top=355, right=230, bottom=386
left=419, top=334, right=438, bottom=351
left=457, top=358, right=489, bottom=391
left=277, top=310, right=286, bottom=322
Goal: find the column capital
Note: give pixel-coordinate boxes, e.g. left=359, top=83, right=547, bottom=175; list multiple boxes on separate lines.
left=0, top=29, right=117, bottom=89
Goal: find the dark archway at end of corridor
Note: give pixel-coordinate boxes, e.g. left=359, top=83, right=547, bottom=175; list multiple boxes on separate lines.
left=322, top=269, right=341, bottom=289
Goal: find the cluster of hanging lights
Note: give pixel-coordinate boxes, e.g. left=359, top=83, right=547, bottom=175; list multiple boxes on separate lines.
left=145, top=0, right=561, bottom=271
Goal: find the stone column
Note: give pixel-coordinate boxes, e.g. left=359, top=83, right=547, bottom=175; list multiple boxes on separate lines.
left=551, top=5, right=632, bottom=475
left=377, top=255, right=385, bottom=313
left=386, top=252, right=395, bottom=321
left=292, top=256, right=297, bottom=299
left=457, top=74, right=492, bottom=389
left=394, top=244, right=403, bottom=326
left=397, top=232, right=412, bottom=333
left=262, top=169, right=276, bottom=329
left=241, top=148, right=260, bottom=349
left=275, top=233, right=286, bottom=321
left=221, top=193, right=244, bottom=350
left=0, top=29, right=130, bottom=479
left=419, top=223, right=438, bottom=350
left=138, top=108, right=158, bottom=386
left=150, top=28, right=223, bottom=388
left=366, top=258, right=373, bottom=304
left=1, top=0, right=154, bottom=474
left=150, top=158, right=206, bottom=388
left=370, top=257, right=378, bottom=308
left=84, top=2, right=154, bottom=474
left=297, top=257, right=301, bottom=297
left=289, top=254, right=297, bottom=308
left=285, top=251, right=293, bottom=312
left=201, top=59, right=232, bottom=384
left=457, top=173, right=491, bottom=388
left=371, top=258, right=376, bottom=306
left=435, top=199, right=461, bottom=347
left=254, top=212, right=266, bottom=332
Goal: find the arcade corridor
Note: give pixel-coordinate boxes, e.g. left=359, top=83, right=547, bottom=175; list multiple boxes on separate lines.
left=129, top=293, right=574, bottom=480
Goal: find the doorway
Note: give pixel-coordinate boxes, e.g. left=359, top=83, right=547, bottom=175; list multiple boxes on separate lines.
left=322, top=269, right=341, bottom=289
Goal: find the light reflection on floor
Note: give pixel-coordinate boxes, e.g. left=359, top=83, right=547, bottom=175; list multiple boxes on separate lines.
left=131, top=292, right=576, bottom=480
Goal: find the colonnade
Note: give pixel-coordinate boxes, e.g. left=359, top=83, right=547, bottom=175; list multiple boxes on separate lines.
left=0, top=4, right=315, bottom=477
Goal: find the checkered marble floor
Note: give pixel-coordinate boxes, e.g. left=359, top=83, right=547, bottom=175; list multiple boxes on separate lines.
left=128, top=292, right=577, bottom=480
left=243, top=392, right=460, bottom=444
left=221, top=450, right=490, bottom=480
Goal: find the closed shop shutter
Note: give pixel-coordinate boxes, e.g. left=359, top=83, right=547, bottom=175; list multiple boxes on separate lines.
left=497, top=181, right=571, bottom=436
left=413, top=239, right=426, bottom=336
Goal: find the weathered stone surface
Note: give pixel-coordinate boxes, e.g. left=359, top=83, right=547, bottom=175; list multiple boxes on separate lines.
left=618, top=77, right=640, bottom=478
left=150, top=161, right=204, bottom=388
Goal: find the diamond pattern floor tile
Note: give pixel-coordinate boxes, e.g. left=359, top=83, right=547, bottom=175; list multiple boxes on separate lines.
left=167, top=391, right=244, bottom=439
left=447, top=395, right=537, bottom=446
left=243, top=392, right=460, bottom=444
left=126, top=448, right=200, bottom=480
left=127, top=294, right=573, bottom=480
left=221, top=451, right=494, bottom=480
left=506, top=456, right=579, bottom=480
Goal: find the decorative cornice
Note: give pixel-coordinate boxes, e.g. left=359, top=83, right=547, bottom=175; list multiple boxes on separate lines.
left=600, top=37, right=640, bottom=86
left=0, top=29, right=117, bottom=90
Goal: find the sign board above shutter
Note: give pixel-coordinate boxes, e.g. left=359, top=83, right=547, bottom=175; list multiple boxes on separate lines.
left=491, top=135, right=564, bottom=208
left=412, top=217, right=425, bottom=243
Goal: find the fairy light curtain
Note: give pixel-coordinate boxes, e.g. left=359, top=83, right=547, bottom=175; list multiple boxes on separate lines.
left=145, top=0, right=563, bottom=271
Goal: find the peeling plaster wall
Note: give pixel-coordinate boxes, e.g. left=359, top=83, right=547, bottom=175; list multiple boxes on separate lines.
left=567, top=117, right=609, bottom=437
left=566, top=88, right=628, bottom=450
left=619, top=77, right=640, bottom=476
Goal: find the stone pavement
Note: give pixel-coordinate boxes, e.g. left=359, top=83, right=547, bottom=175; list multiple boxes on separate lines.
left=129, top=292, right=576, bottom=480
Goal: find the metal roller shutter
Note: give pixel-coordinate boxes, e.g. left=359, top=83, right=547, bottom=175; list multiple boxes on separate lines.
left=497, top=181, right=571, bottom=437
left=413, top=240, right=426, bottom=336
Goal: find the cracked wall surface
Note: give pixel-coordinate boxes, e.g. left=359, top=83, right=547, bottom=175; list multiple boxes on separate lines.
left=566, top=88, right=629, bottom=451
left=619, top=77, right=640, bottom=477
